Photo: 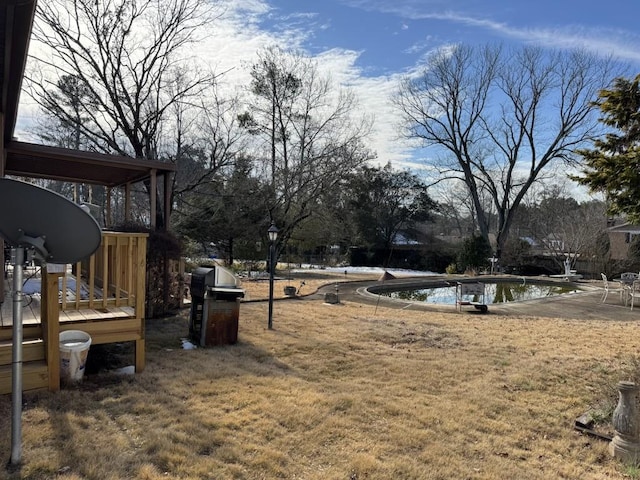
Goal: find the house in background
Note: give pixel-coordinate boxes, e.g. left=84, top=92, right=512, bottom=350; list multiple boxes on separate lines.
left=607, top=223, right=640, bottom=260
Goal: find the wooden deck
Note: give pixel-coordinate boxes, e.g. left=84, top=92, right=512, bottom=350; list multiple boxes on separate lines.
left=1, top=273, right=134, bottom=326
left=0, top=231, right=147, bottom=394
left=0, top=275, right=40, bottom=326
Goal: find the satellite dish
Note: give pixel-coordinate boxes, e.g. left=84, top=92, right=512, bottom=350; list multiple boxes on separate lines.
left=0, top=177, right=102, bottom=467
left=0, top=178, right=101, bottom=263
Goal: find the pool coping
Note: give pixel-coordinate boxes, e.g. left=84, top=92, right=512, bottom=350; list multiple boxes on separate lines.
left=311, top=274, right=628, bottom=320
left=362, top=275, right=596, bottom=308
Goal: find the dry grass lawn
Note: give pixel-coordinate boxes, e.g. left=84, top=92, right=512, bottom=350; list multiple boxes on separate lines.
left=1, top=271, right=639, bottom=479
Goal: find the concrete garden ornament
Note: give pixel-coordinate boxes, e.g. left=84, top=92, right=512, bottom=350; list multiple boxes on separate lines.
left=610, top=381, right=640, bottom=464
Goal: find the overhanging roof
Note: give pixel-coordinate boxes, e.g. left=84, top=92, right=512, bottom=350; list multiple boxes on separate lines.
left=2, top=0, right=36, bottom=143
left=6, top=141, right=176, bottom=188
left=608, top=223, right=640, bottom=233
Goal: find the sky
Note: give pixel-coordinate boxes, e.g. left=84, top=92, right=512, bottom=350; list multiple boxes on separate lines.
left=185, top=0, right=640, bottom=171
left=18, top=0, right=640, bottom=176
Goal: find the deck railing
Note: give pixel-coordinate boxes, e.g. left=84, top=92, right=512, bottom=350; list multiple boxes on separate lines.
left=0, top=232, right=149, bottom=394
left=59, top=231, right=147, bottom=313
left=41, top=231, right=148, bottom=391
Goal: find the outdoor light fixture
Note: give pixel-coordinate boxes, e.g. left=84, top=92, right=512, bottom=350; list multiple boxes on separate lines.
left=267, top=222, right=279, bottom=330
left=268, top=223, right=279, bottom=243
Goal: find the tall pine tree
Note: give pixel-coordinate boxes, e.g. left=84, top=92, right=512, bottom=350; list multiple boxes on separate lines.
left=574, top=74, right=640, bottom=221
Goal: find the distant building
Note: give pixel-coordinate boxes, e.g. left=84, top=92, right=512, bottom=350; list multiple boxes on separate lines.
left=607, top=223, right=640, bottom=260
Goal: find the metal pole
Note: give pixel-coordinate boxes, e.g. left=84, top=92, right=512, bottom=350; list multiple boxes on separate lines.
left=10, top=247, right=24, bottom=466
left=268, top=241, right=274, bottom=330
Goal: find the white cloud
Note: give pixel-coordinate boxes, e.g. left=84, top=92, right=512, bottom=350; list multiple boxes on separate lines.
left=187, top=3, right=417, bottom=166
left=190, top=1, right=306, bottom=79
left=338, top=1, right=640, bottom=64
left=12, top=0, right=458, bottom=167
left=359, top=5, right=640, bottom=63
left=309, top=48, right=417, bottom=165
left=20, top=0, right=639, bottom=174
left=351, top=75, right=416, bottom=166
left=387, top=9, right=640, bottom=64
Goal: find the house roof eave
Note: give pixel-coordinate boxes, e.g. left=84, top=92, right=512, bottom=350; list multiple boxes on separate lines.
left=5, top=141, right=176, bottom=188
left=2, top=0, right=36, bottom=143
left=607, top=222, right=640, bottom=233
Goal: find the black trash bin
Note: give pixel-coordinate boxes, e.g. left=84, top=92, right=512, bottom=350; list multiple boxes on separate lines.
left=189, top=266, right=245, bottom=346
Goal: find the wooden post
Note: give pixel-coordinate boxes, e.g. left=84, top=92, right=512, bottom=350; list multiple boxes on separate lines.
left=106, top=187, right=112, bottom=228
left=164, top=172, right=172, bottom=231
left=114, top=234, right=123, bottom=307
left=125, top=183, right=131, bottom=223
left=134, top=235, right=147, bottom=372
left=102, top=234, right=109, bottom=309
left=150, top=169, right=157, bottom=229
left=42, top=268, right=63, bottom=392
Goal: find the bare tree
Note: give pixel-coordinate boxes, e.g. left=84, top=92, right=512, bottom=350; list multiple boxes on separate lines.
left=395, top=44, right=617, bottom=257
left=153, top=79, right=248, bottom=227
left=31, top=74, right=111, bottom=209
left=432, top=181, right=484, bottom=237
left=26, top=0, right=217, bottom=226
left=240, top=46, right=374, bottom=251
left=527, top=185, right=608, bottom=270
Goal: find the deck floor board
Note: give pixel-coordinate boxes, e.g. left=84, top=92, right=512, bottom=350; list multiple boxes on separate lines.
left=1, top=274, right=135, bottom=328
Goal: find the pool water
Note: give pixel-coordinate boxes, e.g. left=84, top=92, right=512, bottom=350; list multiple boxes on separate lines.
left=385, top=282, right=581, bottom=305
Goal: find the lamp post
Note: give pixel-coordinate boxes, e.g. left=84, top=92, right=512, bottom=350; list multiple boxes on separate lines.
left=267, top=222, right=279, bottom=330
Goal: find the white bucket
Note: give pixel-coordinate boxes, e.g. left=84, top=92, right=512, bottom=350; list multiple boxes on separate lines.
left=59, top=330, right=92, bottom=383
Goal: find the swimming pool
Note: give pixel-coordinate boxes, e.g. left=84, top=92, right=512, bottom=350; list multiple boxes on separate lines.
left=371, top=278, right=582, bottom=306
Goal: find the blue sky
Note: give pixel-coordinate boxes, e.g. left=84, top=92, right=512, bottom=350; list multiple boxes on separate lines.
left=256, top=0, right=640, bottom=75
left=197, top=0, right=640, bottom=170
left=19, top=0, right=640, bottom=173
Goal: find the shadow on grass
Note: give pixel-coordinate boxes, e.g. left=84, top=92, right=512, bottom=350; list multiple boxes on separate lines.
left=0, top=308, right=299, bottom=478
